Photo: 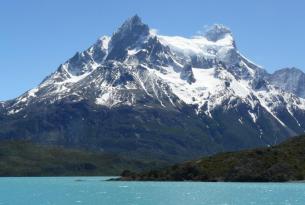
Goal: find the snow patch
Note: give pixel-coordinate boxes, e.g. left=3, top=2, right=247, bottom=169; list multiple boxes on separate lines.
left=248, top=111, right=257, bottom=123
left=158, top=34, right=234, bottom=59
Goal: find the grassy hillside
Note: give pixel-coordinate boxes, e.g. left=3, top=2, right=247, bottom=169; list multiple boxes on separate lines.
left=120, top=135, right=305, bottom=182
left=0, top=140, right=164, bottom=176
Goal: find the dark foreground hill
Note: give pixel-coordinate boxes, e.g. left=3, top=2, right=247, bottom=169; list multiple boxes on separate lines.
left=120, top=135, right=305, bottom=182
left=0, top=140, right=163, bottom=176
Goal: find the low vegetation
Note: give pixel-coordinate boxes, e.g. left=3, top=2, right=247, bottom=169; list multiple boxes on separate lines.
left=0, top=140, right=162, bottom=176
left=120, top=135, right=305, bottom=182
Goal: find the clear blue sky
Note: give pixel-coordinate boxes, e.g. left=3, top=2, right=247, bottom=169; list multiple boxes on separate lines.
left=1, top=0, right=305, bottom=100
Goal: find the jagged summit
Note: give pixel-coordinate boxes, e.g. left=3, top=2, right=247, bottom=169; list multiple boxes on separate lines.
left=107, top=15, right=150, bottom=60
left=119, top=15, right=147, bottom=31
left=112, top=15, right=150, bottom=40
left=204, top=24, right=233, bottom=42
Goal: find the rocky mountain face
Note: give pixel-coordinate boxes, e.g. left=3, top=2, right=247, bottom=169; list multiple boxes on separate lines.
left=1, top=15, right=305, bottom=162
left=268, top=67, right=305, bottom=98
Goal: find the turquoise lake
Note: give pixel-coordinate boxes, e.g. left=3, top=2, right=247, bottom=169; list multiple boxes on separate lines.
left=0, top=177, right=305, bottom=205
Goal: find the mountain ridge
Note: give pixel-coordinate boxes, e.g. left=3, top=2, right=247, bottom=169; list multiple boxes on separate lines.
left=269, top=67, right=305, bottom=98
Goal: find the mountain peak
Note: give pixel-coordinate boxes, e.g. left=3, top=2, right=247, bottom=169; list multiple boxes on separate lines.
left=124, top=15, right=143, bottom=26
left=114, top=15, right=149, bottom=38
left=107, top=15, right=150, bottom=60
left=278, top=67, right=303, bottom=74
left=204, top=24, right=233, bottom=42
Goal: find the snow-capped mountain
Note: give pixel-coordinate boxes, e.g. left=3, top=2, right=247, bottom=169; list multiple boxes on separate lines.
left=1, top=15, right=305, bottom=162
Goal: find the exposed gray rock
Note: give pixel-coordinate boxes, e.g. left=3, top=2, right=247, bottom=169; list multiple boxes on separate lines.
left=268, top=67, right=305, bottom=98
left=180, top=64, right=195, bottom=84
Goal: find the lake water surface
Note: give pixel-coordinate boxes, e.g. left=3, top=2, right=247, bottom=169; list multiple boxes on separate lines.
left=0, top=177, right=304, bottom=205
